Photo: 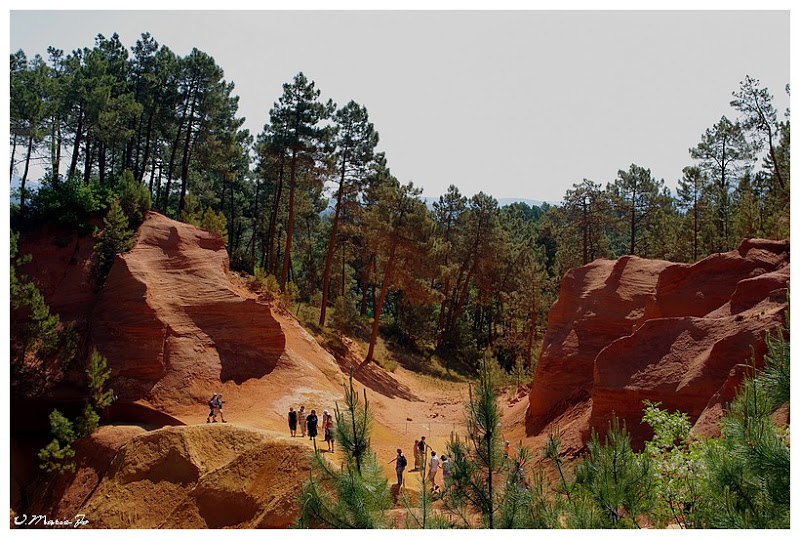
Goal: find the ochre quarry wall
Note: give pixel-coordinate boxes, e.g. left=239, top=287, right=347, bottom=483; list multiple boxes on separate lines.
left=22, top=424, right=313, bottom=529
left=527, top=239, right=789, bottom=448
left=91, top=212, right=286, bottom=405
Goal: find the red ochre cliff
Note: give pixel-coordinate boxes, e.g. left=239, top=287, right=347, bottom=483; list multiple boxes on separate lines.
left=527, top=239, right=789, bottom=449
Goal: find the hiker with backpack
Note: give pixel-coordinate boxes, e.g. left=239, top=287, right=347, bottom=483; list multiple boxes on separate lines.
left=207, top=393, right=218, bottom=423
left=388, top=448, right=408, bottom=486
left=206, top=393, right=226, bottom=423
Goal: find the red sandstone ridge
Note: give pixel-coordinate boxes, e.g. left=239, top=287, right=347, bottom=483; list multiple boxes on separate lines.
left=91, top=212, right=288, bottom=404
left=527, top=239, right=789, bottom=449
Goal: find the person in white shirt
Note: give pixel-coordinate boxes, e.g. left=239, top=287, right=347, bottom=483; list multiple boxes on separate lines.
left=428, top=451, right=441, bottom=491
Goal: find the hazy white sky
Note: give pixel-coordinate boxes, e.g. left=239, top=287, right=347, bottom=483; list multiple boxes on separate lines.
left=9, top=10, right=790, bottom=203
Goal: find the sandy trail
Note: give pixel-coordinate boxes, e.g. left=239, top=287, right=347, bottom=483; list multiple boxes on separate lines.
left=161, top=305, right=475, bottom=483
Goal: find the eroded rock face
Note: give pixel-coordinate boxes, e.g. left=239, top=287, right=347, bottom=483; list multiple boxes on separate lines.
left=24, top=425, right=313, bottom=529
left=91, top=212, right=286, bottom=404
left=527, top=239, right=789, bottom=448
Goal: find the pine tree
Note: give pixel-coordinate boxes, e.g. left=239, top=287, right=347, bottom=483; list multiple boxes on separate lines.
left=443, top=357, right=503, bottom=528
left=38, top=410, right=77, bottom=474
left=94, top=198, right=134, bottom=282
left=571, top=416, right=654, bottom=528
left=319, top=100, right=378, bottom=326
left=296, top=372, right=392, bottom=528
left=697, top=312, right=790, bottom=528
left=87, top=348, right=114, bottom=410
left=690, top=116, right=754, bottom=251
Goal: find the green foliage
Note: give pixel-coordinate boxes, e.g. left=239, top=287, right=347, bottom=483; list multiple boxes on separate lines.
left=496, top=445, right=561, bottom=529
left=87, top=348, right=114, bottom=410
left=542, top=427, right=572, bottom=504
left=38, top=410, right=77, bottom=474
left=75, top=403, right=101, bottom=438
left=27, top=177, right=111, bottom=233
left=179, top=194, right=203, bottom=227
left=10, top=230, right=60, bottom=361
left=201, top=206, right=228, bottom=245
left=695, top=315, right=790, bottom=528
left=444, top=358, right=502, bottom=528
left=230, top=249, right=255, bottom=273
left=251, top=268, right=281, bottom=300
left=296, top=372, right=392, bottom=528
left=114, top=169, right=151, bottom=226
left=179, top=194, right=228, bottom=245
left=282, top=280, right=300, bottom=307
left=641, top=401, right=703, bottom=528
left=38, top=349, right=113, bottom=475
left=572, top=416, right=654, bottom=528
left=330, top=292, right=358, bottom=333
left=94, top=198, right=134, bottom=283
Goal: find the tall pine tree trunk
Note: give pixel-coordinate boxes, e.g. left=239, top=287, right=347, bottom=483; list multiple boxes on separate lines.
left=83, top=137, right=93, bottom=183
left=280, top=149, right=298, bottom=290
left=362, top=239, right=398, bottom=366
left=178, top=89, right=198, bottom=216
left=319, top=173, right=345, bottom=326
left=98, top=141, right=106, bottom=184
left=137, top=111, right=155, bottom=183
left=248, top=179, right=261, bottom=257
left=68, top=105, right=84, bottom=181
left=10, top=132, right=17, bottom=182
left=266, top=156, right=285, bottom=273
left=20, top=134, right=34, bottom=210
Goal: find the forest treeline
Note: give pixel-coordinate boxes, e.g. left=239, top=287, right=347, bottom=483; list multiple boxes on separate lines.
left=10, top=32, right=790, bottom=374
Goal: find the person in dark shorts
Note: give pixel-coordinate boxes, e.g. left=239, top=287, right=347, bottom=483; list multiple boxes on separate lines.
left=306, top=409, right=319, bottom=441
left=288, top=407, right=298, bottom=436
left=322, top=410, right=334, bottom=452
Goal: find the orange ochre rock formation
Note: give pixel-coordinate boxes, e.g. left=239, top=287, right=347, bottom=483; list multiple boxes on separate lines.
left=24, top=424, right=313, bottom=529
left=527, top=238, right=789, bottom=449
left=92, top=211, right=287, bottom=403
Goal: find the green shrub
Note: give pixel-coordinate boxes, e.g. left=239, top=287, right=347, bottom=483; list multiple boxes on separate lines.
left=114, top=169, right=151, bottom=226
left=10, top=231, right=60, bottom=361
left=571, top=416, right=654, bottom=528
left=230, top=249, right=255, bottom=273
left=331, top=292, right=358, bottom=333
left=202, top=207, right=228, bottom=244
left=87, top=348, right=114, bottom=410
left=27, top=177, right=111, bottom=234
left=179, top=194, right=203, bottom=227
left=38, top=410, right=77, bottom=474
left=94, top=199, right=134, bottom=284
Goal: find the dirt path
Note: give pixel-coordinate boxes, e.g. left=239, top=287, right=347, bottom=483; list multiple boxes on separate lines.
left=161, top=306, right=475, bottom=484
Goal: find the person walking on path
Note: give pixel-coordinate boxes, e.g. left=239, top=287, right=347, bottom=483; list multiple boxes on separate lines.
left=441, top=454, right=451, bottom=490
left=214, top=394, right=226, bottom=423
left=288, top=407, right=298, bottom=436
left=417, top=436, right=429, bottom=462
left=306, top=409, right=319, bottom=444
left=428, top=451, right=441, bottom=492
left=412, top=439, right=420, bottom=471
left=388, top=448, right=408, bottom=486
left=207, top=393, right=218, bottom=423
left=298, top=406, right=307, bottom=437
left=322, top=410, right=334, bottom=452
left=207, top=393, right=226, bottom=423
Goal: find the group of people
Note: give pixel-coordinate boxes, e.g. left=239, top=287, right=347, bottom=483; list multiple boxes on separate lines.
left=388, top=436, right=451, bottom=491
left=206, top=393, right=226, bottom=423
left=288, top=406, right=335, bottom=452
